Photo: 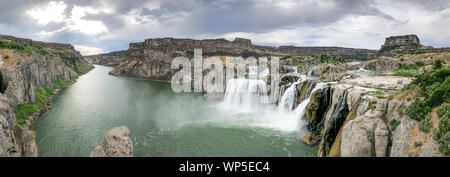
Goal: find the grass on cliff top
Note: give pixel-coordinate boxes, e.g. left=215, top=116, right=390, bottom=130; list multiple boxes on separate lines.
left=0, top=39, right=49, bottom=56
left=14, top=76, right=74, bottom=127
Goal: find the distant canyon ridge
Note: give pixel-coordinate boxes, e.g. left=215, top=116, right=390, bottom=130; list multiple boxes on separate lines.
left=85, top=34, right=450, bottom=81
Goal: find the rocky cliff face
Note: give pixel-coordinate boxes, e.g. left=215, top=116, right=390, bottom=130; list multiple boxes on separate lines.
left=84, top=50, right=127, bottom=66
left=0, top=35, right=93, bottom=157
left=90, top=126, right=133, bottom=157
left=105, top=37, right=376, bottom=81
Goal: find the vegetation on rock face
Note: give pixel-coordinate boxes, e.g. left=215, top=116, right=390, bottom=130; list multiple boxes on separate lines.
left=403, top=67, right=450, bottom=155
left=14, top=76, right=74, bottom=127
left=390, top=119, right=401, bottom=132
left=3, top=55, right=9, bottom=60
left=61, top=56, right=85, bottom=75
left=418, top=116, right=432, bottom=133
left=406, top=67, right=450, bottom=121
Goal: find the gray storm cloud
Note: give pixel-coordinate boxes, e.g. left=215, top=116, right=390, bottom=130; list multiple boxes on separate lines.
left=0, top=0, right=449, bottom=54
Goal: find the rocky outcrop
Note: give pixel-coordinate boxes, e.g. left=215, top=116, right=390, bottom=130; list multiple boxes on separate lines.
left=0, top=35, right=94, bottom=157
left=340, top=75, right=412, bottom=90
left=390, top=116, right=418, bottom=157
left=90, top=126, right=133, bottom=157
left=362, top=57, right=401, bottom=72
left=311, top=64, right=346, bottom=81
left=0, top=95, right=18, bottom=157
left=317, top=89, right=349, bottom=157
left=340, top=99, right=390, bottom=157
left=84, top=50, right=127, bottom=66
left=305, top=87, right=332, bottom=134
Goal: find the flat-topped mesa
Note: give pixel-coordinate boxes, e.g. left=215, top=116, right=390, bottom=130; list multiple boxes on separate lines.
left=384, top=34, right=421, bottom=47
left=377, top=34, right=450, bottom=55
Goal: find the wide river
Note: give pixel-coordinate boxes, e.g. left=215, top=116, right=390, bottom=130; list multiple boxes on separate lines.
left=32, top=65, right=317, bottom=157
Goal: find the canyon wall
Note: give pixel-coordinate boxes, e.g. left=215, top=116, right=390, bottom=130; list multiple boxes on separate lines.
left=84, top=50, right=128, bottom=66
left=0, top=35, right=93, bottom=157
left=104, top=37, right=376, bottom=81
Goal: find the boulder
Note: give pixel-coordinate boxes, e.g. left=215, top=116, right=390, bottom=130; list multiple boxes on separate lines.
left=90, top=126, right=133, bottom=157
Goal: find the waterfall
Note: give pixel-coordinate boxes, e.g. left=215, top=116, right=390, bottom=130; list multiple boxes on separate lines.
left=217, top=65, right=330, bottom=133
left=277, top=76, right=308, bottom=113
left=277, top=84, right=298, bottom=113
left=293, top=83, right=328, bottom=119
left=307, top=67, right=315, bottom=76
left=222, top=78, right=269, bottom=112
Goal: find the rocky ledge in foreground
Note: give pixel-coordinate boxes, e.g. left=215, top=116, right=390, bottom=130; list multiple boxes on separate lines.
left=90, top=126, right=133, bottom=157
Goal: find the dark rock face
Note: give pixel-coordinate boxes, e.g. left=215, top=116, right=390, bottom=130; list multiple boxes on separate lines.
left=305, top=87, right=332, bottom=134
left=0, top=35, right=94, bottom=157
left=317, top=90, right=349, bottom=157
left=377, top=34, right=450, bottom=55
left=107, top=37, right=376, bottom=81
left=84, top=50, right=128, bottom=66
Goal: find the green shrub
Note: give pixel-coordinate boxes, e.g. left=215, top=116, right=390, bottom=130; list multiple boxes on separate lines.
left=415, top=61, right=425, bottom=66
left=322, top=66, right=330, bottom=74
left=423, top=77, right=450, bottom=108
left=369, top=100, right=377, bottom=111
left=437, top=105, right=450, bottom=119
left=398, top=109, right=404, bottom=117
left=393, top=68, right=419, bottom=77
left=16, top=61, right=21, bottom=65
left=297, top=64, right=304, bottom=69
left=367, top=131, right=375, bottom=144
left=434, top=60, right=443, bottom=69
left=3, top=55, right=9, bottom=60
left=418, top=116, right=432, bottom=133
left=414, top=141, right=423, bottom=148
left=433, top=115, right=449, bottom=155
left=406, top=99, right=430, bottom=121
left=390, top=119, right=401, bottom=131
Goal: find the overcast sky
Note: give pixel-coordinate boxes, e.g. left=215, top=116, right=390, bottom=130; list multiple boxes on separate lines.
left=0, top=0, right=449, bottom=55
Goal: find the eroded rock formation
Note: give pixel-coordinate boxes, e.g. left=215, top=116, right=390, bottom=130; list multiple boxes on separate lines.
left=90, top=126, right=133, bottom=157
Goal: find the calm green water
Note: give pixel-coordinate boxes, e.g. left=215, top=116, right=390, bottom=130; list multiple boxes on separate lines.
left=32, top=65, right=317, bottom=157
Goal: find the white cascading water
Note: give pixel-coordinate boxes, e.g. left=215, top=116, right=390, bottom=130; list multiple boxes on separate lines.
left=222, top=78, right=269, bottom=112
left=217, top=66, right=327, bottom=133
left=277, top=75, right=307, bottom=113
